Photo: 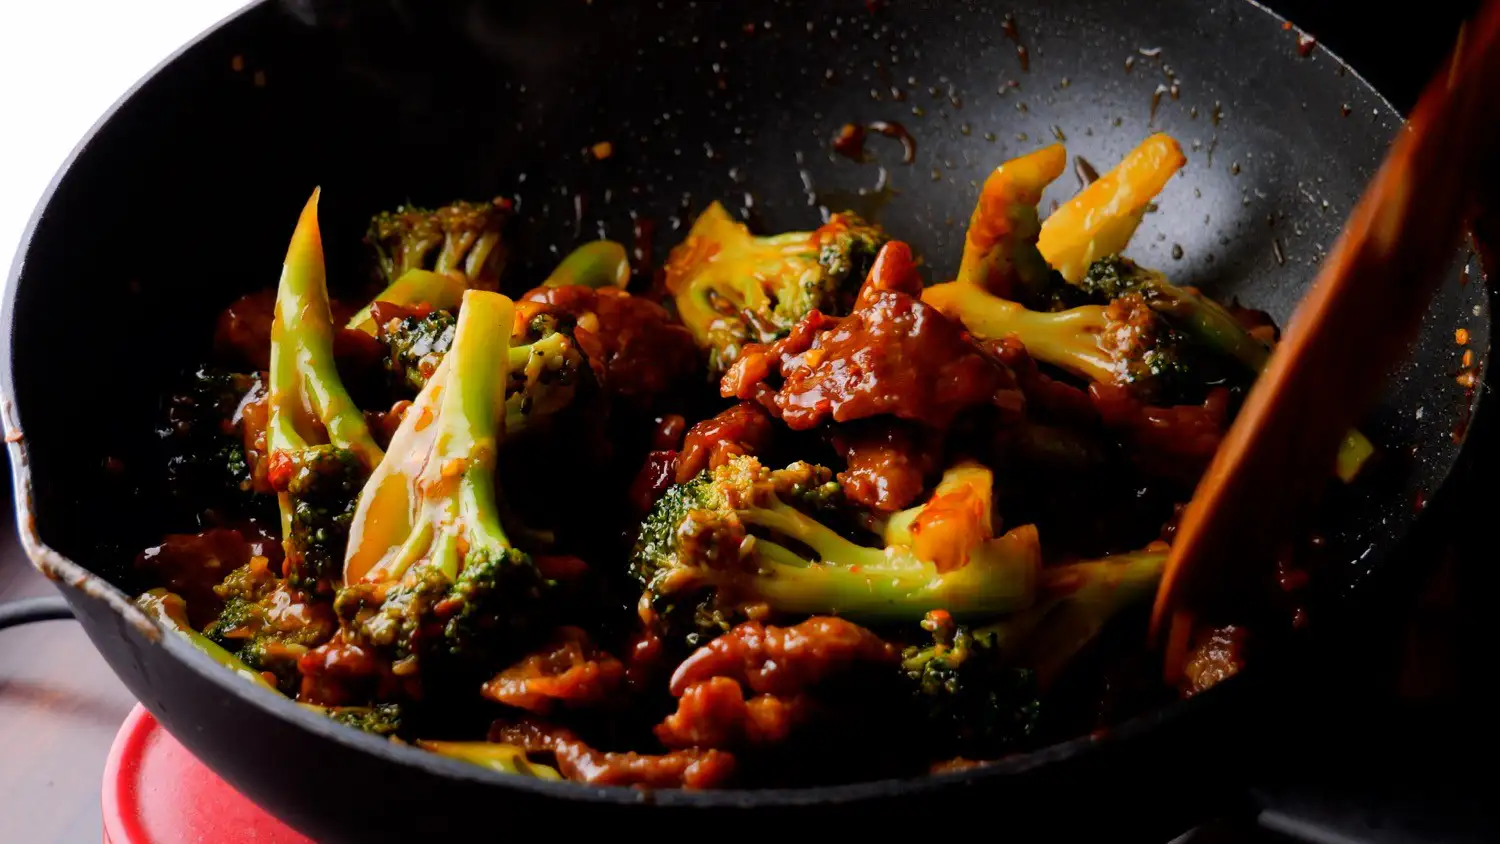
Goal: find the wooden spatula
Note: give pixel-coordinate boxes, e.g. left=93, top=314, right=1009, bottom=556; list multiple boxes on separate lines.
left=1152, top=0, right=1500, bottom=680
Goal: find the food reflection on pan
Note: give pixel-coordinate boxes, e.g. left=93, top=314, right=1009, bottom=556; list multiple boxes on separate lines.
left=133, top=133, right=1369, bottom=788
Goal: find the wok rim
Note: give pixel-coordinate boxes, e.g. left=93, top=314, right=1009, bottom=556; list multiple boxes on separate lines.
left=0, top=0, right=1487, bottom=810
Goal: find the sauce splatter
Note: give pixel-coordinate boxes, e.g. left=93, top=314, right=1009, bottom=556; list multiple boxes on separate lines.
left=1296, top=32, right=1317, bottom=57
left=832, top=123, right=867, bottom=160
left=1149, top=84, right=1169, bottom=126
left=1002, top=14, right=1020, bottom=42
left=1124, top=55, right=1136, bottom=73
left=1017, top=44, right=1030, bottom=73
left=631, top=213, right=657, bottom=289
left=1340, top=103, right=1352, bottom=117
left=866, top=120, right=918, bottom=164
left=1074, top=155, right=1100, bottom=187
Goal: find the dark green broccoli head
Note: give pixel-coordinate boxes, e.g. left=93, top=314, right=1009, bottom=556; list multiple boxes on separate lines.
left=1078, top=254, right=1151, bottom=301
left=270, top=445, right=368, bottom=594
left=322, top=703, right=404, bottom=737
left=372, top=304, right=588, bottom=434
left=335, top=520, right=551, bottom=671
left=629, top=469, right=717, bottom=586
left=204, top=561, right=337, bottom=695
left=377, top=308, right=456, bottom=393
left=438, top=545, right=551, bottom=658
left=1099, top=293, right=1217, bottom=404
left=366, top=198, right=511, bottom=290
left=816, top=211, right=889, bottom=302
left=158, top=368, right=273, bottom=523
left=901, top=613, right=1040, bottom=755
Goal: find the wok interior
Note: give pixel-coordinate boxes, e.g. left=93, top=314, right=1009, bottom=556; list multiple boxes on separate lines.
left=5, top=0, right=1485, bottom=778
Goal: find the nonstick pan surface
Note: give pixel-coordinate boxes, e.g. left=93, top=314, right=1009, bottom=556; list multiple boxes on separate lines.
left=2, top=0, right=1489, bottom=838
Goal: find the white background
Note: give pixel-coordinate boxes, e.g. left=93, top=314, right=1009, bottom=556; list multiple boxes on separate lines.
left=0, top=1, right=248, bottom=272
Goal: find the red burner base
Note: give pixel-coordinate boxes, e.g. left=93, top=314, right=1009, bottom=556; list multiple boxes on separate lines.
left=102, top=704, right=311, bottom=844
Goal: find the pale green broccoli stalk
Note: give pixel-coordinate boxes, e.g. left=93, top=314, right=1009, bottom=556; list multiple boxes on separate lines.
left=542, top=240, right=630, bottom=289
left=298, top=703, right=404, bottom=737
left=922, top=280, right=1117, bottom=383
left=336, top=289, right=547, bottom=669
left=416, top=740, right=564, bottom=779
left=267, top=189, right=384, bottom=592
left=957, top=143, right=1067, bottom=301
left=346, top=269, right=466, bottom=334
left=899, top=548, right=1164, bottom=752
left=136, top=589, right=280, bottom=694
left=632, top=457, right=1042, bottom=641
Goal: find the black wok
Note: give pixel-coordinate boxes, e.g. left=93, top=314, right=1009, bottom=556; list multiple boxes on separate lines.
left=1, top=0, right=1489, bottom=839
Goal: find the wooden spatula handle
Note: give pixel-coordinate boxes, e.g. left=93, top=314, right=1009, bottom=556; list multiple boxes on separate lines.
left=1153, top=0, right=1500, bottom=679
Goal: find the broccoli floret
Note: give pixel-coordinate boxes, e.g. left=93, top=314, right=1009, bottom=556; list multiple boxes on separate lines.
left=816, top=212, right=888, bottom=300
left=202, top=558, right=337, bottom=695
left=1081, top=256, right=1273, bottom=370
left=136, top=588, right=281, bottom=694
left=1081, top=255, right=1374, bottom=480
left=901, top=549, right=1167, bottom=755
left=365, top=198, right=510, bottom=291
left=921, top=280, right=1118, bottom=382
left=377, top=308, right=457, bottom=393
left=158, top=368, right=274, bottom=523
left=300, top=702, right=405, bottom=737
left=335, top=290, right=550, bottom=673
left=925, top=273, right=1226, bottom=404
left=631, top=457, right=1042, bottom=647
left=664, top=202, right=888, bottom=371
left=266, top=190, right=385, bottom=594
left=371, top=307, right=588, bottom=436
left=901, top=614, right=1040, bottom=755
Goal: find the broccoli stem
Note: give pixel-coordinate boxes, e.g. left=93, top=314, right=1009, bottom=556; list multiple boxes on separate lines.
left=437, top=227, right=501, bottom=281
left=738, top=497, right=888, bottom=568
left=267, top=188, right=383, bottom=467
left=740, top=525, right=1041, bottom=623
left=922, top=280, right=1117, bottom=382
left=542, top=240, right=630, bottom=289
left=957, top=143, right=1067, bottom=299
left=978, top=550, right=1166, bottom=688
left=1103, top=267, right=1375, bottom=483
left=343, top=290, right=516, bottom=586
left=137, top=589, right=280, bottom=694
left=1037, top=133, right=1186, bottom=283
left=504, top=332, right=576, bottom=434
left=346, top=269, right=466, bottom=334
left=416, top=740, right=564, bottom=779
